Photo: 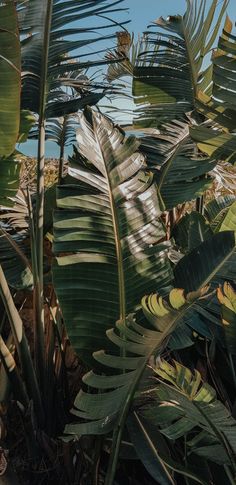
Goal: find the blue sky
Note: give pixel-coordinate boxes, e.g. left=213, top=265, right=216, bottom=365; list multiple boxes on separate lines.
left=129, top=0, right=234, bottom=35
left=21, top=0, right=235, bottom=158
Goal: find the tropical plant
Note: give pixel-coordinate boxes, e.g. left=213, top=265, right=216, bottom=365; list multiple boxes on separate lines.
left=52, top=108, right=173, bottom=363
left=0, top=0, right=236, bottom=484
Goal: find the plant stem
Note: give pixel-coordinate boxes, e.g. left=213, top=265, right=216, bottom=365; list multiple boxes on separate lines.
left=35, top=0, right=53, bottom=390
left=27, top=189, right=45, bottom=390
left=105, top=359, right=147, bottom=485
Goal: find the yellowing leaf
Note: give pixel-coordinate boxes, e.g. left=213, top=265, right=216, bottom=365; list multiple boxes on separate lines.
left=169, top=288, right=186, bottom=309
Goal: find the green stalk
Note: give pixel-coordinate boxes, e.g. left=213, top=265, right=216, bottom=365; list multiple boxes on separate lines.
left=0, top=265, right=44, bottom=427
left=105, top=359, right=147, bottom=485
left=35, top=0, right=53, bottom=389
left=94, top=121, right=126, bottom=325
left=27, top=189, right=45, bottom=388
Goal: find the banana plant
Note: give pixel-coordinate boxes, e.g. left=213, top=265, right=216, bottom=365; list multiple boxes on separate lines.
left=104, top=2, right=231, bottom=212
left=64, top=286, right=209, bottom=483
left=194, top=14, right=236, bottom=130
left=53, top=108, right=173, bottom=363
left=61, top=226, right=235, bottom=483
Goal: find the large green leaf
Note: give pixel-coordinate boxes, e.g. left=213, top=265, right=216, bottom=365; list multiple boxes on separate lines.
left=140, top=120, right=216, bottom=210
left=53, top=109, right=173, bottom=362
left=133, top=0, right=227, bottom=127
left=142, top=360, right=236, bottom=468
left=127, top=412, right=175, bottom=485
left=65, top=287, right=209, bottom=438
left=0, top=1, right=21, bottom=157
left=65, top=230, right=236, bottom=469
left=174, top=231, right=236, bottom=292
left=190, top=125, right=236, bottom=165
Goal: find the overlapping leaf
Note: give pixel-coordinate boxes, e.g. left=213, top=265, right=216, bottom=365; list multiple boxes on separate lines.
left=18, top=0, right=128, bottom=116
left=0, top=1, right=21, bottom=157
left=53, top=109, right=173, bottom=362
left=133, top=0, right=227, bottom=127
left=140, top=120, right=216, bottom=210
left=64, top=227, right=234, bottom=439
left=65, top=287, right=208, bottom=437
left=172, top=211, right=213, bottom=253
left=174, top=231, right=236, bottom=291
left=191, top=15, right=236, bottom=162
left=204, top=195, right=236, bottom=232
left=142, top=359, right=236, bottom=467
left=195, top=15, right=236, bottom=130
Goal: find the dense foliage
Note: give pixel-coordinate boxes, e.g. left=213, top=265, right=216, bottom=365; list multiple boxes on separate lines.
left=0, top=1, right=235, bottom=484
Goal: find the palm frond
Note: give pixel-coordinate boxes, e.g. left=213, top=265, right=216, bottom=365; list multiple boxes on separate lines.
left=29, top=114, right=79, bottom=146
left=142, top=359, right=236, bottom=467
left=133, top=0, right=228, bottom=128
left=18, top=0, right=128, bottom=117
left=65, top=286, right=210, bottom=438
left=196, top=15, right=236, bottom=130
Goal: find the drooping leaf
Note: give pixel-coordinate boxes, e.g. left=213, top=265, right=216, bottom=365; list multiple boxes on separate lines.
left=140, top=120, right=216, bottom=210
left=65, top=287, right=209, bottom=438
left=196, top=15, right=236, bottom=131
left=127, top=412, right=175, bottom=485
left=142, top=360, right=236, bottom=466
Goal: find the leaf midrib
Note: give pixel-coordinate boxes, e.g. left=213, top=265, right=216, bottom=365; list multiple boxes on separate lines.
left=93, top=116, right=126, bottom=323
